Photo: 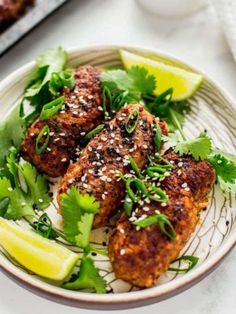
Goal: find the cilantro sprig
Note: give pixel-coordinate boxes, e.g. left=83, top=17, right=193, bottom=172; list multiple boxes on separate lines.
left=0, top=148, right=52, bottom=220
left=61, top=187, right=99, bottom=249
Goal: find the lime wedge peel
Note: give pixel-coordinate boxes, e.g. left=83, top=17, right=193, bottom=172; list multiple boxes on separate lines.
left=0, top=217, right=79, bottom=281
left=119, top=49, right=204, bottom=101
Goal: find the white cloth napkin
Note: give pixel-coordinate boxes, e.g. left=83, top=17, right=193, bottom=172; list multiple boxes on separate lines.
left=211, top=0, right=236, bottom=61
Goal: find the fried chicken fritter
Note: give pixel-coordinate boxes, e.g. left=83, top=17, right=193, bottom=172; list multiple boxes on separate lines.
left=58, top=104, right=168, bottom=229
left=20, top=66, right=103, bottom=177
left=108, top=150, right=216, bottom=288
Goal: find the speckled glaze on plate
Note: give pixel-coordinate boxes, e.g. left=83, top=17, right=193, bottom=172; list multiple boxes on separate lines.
left=0, top=45, right=235, bottom=310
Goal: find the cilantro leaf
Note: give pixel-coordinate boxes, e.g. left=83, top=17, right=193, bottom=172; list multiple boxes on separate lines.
left=19, top=162, right=52, bottom=210
left=207, top=149, right=236, bottom=193
left=63, top=255, right=107, bottom=294
left=128, top=66, right=156, bottom=95
left=61, top=187, right=99, bottom=247
left=175, top=133, right=212, bottom=160
left=0, top=105, right=26, bottom=167
left=0, top=177, right=34, bottom=220
left=75, top=213, right=94, bottom=248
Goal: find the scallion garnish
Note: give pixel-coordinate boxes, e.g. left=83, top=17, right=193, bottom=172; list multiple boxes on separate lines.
left=102, top=86, right=111, bottom=118
left=145, top=164, right=172, bottom=179
left=126, top=178, right=148, bottom=202
left=124, top=193, right=134, bottom=216
left=84, top=124, right=105, bottom=140
left=35, top=124, right=50, bottom=155
left=152, top=122, right=162, bottom=150
left=133, top=213, right=176, bottom=240
left=125, top=107, right=139, bottom=134
left=40, top=96, right=65, bottom=120
left=168, top=255, right=199, bottom=272
left=129, top=156, right=142, bottom=178
left=30, top=213, right=58, bottom=239
left=146, top=183, right=169, bottom=203
left=59, top=69, right=76, bottom=90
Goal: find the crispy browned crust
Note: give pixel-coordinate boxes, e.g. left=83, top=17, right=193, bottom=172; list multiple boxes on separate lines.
left=20, top=66, right=103, bottom=177
left=0, top=0, right=34, bottom=22
left=58, top=104, right=168, bottom=229
left=108, top=150, right=216, bottom=288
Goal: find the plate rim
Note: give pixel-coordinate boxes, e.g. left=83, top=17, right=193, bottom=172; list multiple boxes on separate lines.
left=0, top=44, right=235, bottom=309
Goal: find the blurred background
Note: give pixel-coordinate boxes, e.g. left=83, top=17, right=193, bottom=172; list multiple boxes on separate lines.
left=0, top=1, right=235, bottom=314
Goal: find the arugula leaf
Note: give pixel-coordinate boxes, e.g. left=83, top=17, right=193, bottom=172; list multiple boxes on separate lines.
left=61, top=187, right=99, bottom=247
left=175, top=133, right=212, bottom=160
left=63, top=255, right=107, bottom=293
left=208, top=149, right=236, bottom=193
left=19, top=162, right=52, bottom=210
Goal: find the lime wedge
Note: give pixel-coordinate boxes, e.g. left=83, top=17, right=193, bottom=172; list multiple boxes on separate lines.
left=0, top=218, right=79, bottom=281
left=119, top=49, right=204, bottom=101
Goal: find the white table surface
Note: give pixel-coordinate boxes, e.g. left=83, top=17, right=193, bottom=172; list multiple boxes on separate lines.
left=0, top=0, right=235, bottom=313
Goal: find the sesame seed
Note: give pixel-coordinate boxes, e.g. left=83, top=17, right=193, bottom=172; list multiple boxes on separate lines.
left=107, top=178, right=112, bottom=182
left=102, top=137, right=107, bottom=141
left=177, top=169, right=182, bottom=175
left=155, top=209, right=160, bottom=214
left=49, top=132, right=54, bottom=136
left=59, top=133, right=65, bottom=136
left=143, top=144, right=148, bottom=149
left=72, top=111, right=78, bottom=115
left=30, top=133, right=34, bottom=136
left=161, top=202, right=167, bottom=207
left=68, top=179, right=74, bottom=184
left=80, top=132, right=86, bottom=136
left=136, top=226, right=141, bottom=231
left=79, top=112, right=84, bottom=117
left=46, top=147, right=51, bottom=152
left=181, top=183, right=188, bottom=188
left=88, top=95, right=93, bottom=99
left=102, top=194, right=106, bottom=200
left=54, top=138, right=60, bottom=142
left=61, top=158, right=67, bottom=162
left=119, top=228, right=125, bottom=234
left=98, top=106, right=103, bottom=111
left=88, top=147, right=92, bottom=152
left=8, top=187, right=13, bottom=191
left=88, top=169, right=93, bottom=174
left=60, top=110, right=66, bottom=114
left=185, top=187, right=190, bottom=192
left=143, top=206, right=149, bottom=212
left=83, top=183, right=88, bottom=188
left=120, top=249, right=126, bottom=255
left=178, top=162, right=183, bottom=167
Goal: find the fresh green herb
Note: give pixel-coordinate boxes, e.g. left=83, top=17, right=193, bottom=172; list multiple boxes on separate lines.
left=133, top=213, right=176, bottom=240
left=84, top=124, right=105, bottom=140
left=124, top=193, right=134, bottom=216
left=145, top=183, right=169, bottom=203
left=126, top=178, right=149, bottom=202
left=125, top=107, right=139, bottom=134
left=145, top=163, right=172, bottom=179
left=61, top=187, right=99, bottom=248
left=40, top=96, right=64, bottom=120
left=59, top=69, right=76, bottom=90
left=168, top=255, right=199, bottom=272
left=152, top=122, right=162, bottom=150
left=0, top=148, right=51, bottom=220
left=129, top=156, right=142, bottom=178
left=0, top=105, right=27, bottom=167
left=175, top=133, right=212, bottom=160
left=35, top=125, right=50, bottom=155
left=207, top=149, right=236, bottom=193
left=49, top=69, right=75, bottom=95
left=63, top=255, right=107, bottom=293
left=31, top=213, right=58, bottom=239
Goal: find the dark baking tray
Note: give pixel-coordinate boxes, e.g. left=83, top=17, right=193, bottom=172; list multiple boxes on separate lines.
left=0, top=0, right=68, bottom=56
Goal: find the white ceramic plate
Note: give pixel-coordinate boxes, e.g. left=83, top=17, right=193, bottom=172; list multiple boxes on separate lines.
left=0, top=45, right=235, bottom=310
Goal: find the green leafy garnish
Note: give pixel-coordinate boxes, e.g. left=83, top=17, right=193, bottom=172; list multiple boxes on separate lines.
left=152, top=122, right=162, bottom=150
left=168, top=255, right=199, bottom=272
left=129, top=156, right=142, bottom=178
left=40, top=96, right=64, bottom=120
left=133, top=213, right=176, bottom=240
left=0, top=105, right=27, bottom=167
left=35, top=124, right=50, bottom=155
left=0, top=148, right=51, bottom=220
left=124, top=193, right=133, bottom=216
left=31, top=213, right=58, bottom=239
left=208, top=149, right=236, bottom=193
left=125, top=107, right=139, bottom=134
left=61, top=187, right=99, bottom=248
left=84, top=124, right=104, bottom=140
left=63, top=255, right=107, bottom=293
left=175, top=133, right=212, bottom=160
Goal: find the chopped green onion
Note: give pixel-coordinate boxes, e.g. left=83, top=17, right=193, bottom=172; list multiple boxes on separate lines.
left=60, top=69, right=76, bottom=90
left=124, top=193, right=133, bottom=216
left=35, top=124, right=50, bottom=155
left=145, top=164, right=172, bottom=179
left=30, top=213, right=58, bottom=239
left=133, top=213, right=176, bottom=240
left=146, top=183, right=169, bottom=203
left=168, top=255, right=199, bottom=272
left=40, top=96, right=64, bottom=120
left=126, top=178, right=149, bottom=202
left=125, top=107, right=139, bottom=134
left=84, top=124, right=104, bottom=140
left=152, top=122, right=162, bottom=150
left=49, top=72, right=62, bottom=95
left=129, top=156, right=142, bottom=178
left=102, top=86, right=111, bottom=118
